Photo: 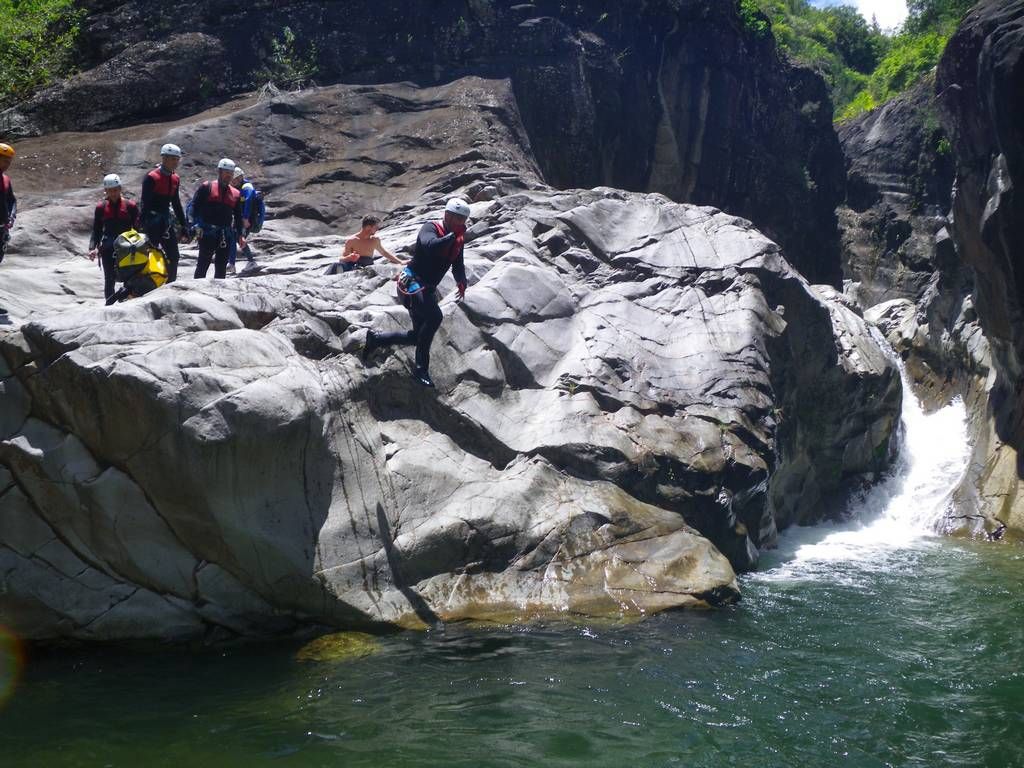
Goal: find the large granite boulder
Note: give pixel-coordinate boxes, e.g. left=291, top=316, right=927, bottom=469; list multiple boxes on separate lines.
left=1, top=0, right=845, bottom=286
left=0, top=79, right=899, bottom=642
left=937, top=0, right=1024, bottom=537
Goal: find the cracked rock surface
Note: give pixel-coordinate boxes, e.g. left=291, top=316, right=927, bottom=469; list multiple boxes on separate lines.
left=0, top=79, right=899, bottom=641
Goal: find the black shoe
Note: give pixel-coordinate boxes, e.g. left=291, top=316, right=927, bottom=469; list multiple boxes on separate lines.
left=361, top=330, right=377, bottom=363
left=412, top=366, right=435, bottom=388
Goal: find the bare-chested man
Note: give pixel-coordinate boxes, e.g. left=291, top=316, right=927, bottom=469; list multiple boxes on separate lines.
left=338, top=215, right=406, bottom=272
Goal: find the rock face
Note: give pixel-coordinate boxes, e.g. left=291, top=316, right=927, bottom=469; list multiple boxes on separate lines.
left=0, top=0, right=845, bottom=286
left=837, top=79, right=985, bottom=409
left=0, top=79, right=900, bottom=641
left=937, top=0, right=1024, bottom=536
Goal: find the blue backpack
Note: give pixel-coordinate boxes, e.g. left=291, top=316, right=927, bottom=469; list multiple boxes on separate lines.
left=243, top=184, right=266, bottom=233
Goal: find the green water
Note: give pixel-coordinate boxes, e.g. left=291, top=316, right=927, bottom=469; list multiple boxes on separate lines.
left=2, top=532, right=1022, bottom=768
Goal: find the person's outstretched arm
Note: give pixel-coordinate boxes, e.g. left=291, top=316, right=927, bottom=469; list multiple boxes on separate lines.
left=374, top=237, right=406, bottom=265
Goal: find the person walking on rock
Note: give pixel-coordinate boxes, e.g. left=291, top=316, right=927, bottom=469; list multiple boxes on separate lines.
left=362, top=198, right=471, bottom=388
left=188, top=158, right=245, bottom=280
left=226, top=166, right=263, bottom=274
left=330, top=215, right=406, bottom=274
left=88, top=174, right=140, bottom=301
left=140, top=143, right=188, bottom=283
left=0, top=143, right=18, bottom=264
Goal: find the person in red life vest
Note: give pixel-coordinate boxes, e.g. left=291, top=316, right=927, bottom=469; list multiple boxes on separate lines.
left=140, top=143, right=188, bottom=283
left=361, top=197, right=471, bottom=388
left=0, top=143, right=17, bottom=265
left=188, top=158, right=245, bottom=280
left=88, top=174, right=140, bottom=301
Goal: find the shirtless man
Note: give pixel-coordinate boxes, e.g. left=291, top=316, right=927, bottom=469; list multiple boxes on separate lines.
left=338, top=215, right=406, bottom=272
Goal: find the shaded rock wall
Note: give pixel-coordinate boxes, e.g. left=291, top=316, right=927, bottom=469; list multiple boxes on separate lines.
left=937, top=0, right=1024, bottom=536
left=837, top=79, right=984, bottom=410
left=0, top=0, right=845, bottom=286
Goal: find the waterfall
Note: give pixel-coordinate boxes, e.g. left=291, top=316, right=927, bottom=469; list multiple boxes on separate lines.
left=756, top=356, right=971, bottom=581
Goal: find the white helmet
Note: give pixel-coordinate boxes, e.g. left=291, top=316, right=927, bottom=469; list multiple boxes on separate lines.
left=102, top=173, right=122, bottom=189
left=445, top=197, right=471, bottom=218
left=217, top=158, right=236, bottom=171
left=160, top=143, right=182, bottom=157
left=232, top=166, right=245, bottom=179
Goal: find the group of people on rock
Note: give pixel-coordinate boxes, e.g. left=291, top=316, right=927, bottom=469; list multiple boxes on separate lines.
left=0, top=139, right=473, bottom=388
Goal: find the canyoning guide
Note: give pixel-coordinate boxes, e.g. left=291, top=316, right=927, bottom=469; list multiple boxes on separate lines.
left=361, top=197, right=471, bottom=388
left=0, top=143, right=17, bottom=265
left=88, top=174, right=141, bottom=301
left=140, top=143, right=188, bottom=283
left=188, top=158, right=246, bottom=280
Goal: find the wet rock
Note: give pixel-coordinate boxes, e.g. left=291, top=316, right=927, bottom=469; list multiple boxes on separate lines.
left=937, top=0, right=1024, bottom=536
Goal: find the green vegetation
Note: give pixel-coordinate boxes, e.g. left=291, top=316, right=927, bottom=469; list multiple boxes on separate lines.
left=743, top=0, right=976, bottom=122
left=0, top=0, right=83, bottom=106
left=256, top=26, right=319, bottom=87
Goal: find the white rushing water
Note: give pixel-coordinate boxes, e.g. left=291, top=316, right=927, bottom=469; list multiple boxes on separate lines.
left=757, top=360, right=972, bottom=582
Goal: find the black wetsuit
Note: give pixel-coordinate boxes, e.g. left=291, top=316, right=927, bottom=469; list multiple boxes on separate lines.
left=374, top=221, right=467, bottom=373
left=90, top=197, right=140, bottom=300
left=189, top=180, right=243, bottom=279
left=0, top=173, right=16, bottom=263
left=140, top=166, right=186, bottom=282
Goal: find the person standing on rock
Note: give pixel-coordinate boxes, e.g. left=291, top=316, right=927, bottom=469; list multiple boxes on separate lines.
left=0, top=143, right=17, bottom=265
left=225, top=166, right=262, bottom=274
left=140, top=143, right=188, bottom=283
left=188, top=158, right=245, bottom=280
left=361, top=198, right=470, bottom=388
left=330, top=215, right=406, bottom=273
left=88, top=174, right=140, bottom=301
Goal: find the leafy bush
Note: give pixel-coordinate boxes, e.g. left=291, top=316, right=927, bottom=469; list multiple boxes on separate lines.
left=749, top=0, right=974, bottom=122
left=0, top=0, right=83, bottom=107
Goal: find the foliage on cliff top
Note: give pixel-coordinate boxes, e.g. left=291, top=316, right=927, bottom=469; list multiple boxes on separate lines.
left=0, top=0, right=83, bottom=110
left=747, top=0, right=976, bottom=122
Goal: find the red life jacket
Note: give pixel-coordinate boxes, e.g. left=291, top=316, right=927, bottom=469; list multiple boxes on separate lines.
left=205, top=180, right=241, bottom=208
left=432, top=221, right=464, bottom=264
left=147, top=167, right=180, bottom=197
left=100, top=198, right=135, bottom=223
left=1, top=173, right=10, bottom=197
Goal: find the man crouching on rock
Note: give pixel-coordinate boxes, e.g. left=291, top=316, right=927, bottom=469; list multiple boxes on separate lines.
left=362, top=198, right=470, bottom=388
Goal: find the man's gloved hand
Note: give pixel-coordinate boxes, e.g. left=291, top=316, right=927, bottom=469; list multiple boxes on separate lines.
left=87, top=248, right=98, bottom=261
left=456, top=281, right=467, bottom=301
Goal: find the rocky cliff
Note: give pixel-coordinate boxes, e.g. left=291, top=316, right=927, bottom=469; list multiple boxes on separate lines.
left=0, top=0, right=845, bottom=286
left=934, top=0, right=1024, bottom=537
left=0, top=78, right=900, bottom=642
left=838, top=79, right=985, bottom=411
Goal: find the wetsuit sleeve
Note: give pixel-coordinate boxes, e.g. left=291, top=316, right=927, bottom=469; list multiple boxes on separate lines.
left=172, top=184, right=187, bottom=229
left=189, top=184, right=208, bottom=227
left=140, top=173, right=154, bottom=214
left=129, top=201, right=140, bottom=230
left=452, top=242, right=467, bottom=287
left=417, top=221, right=455, bottom=253
left=89, top=204, right=103, bottom=249
left=6, top=180, right=15, bottom=227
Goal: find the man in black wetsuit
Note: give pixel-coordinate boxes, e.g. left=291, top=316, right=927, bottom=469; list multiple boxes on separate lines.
left=140, top=143, right=188, bottom=282
left=88, top=174, right=140, bottom=301
left=188, top=158, right=245, bottom=280
left=0, top=143, right=17, bottom=265
left=362, top=197, right=471, bottom=388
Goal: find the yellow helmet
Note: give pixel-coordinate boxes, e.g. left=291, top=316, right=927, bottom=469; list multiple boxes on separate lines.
left=0, top=143, right=14, bottom=158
